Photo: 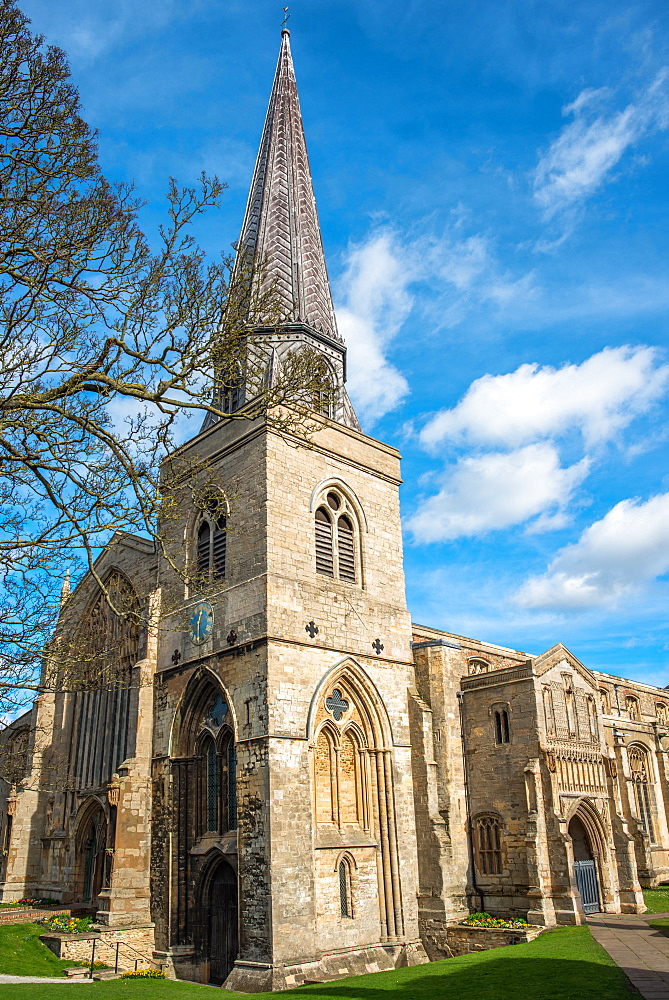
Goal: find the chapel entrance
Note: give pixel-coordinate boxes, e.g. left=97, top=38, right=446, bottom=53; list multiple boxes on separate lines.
left=569, top=814, right=600, bottom=913
left=75, top=805, right=107, bottom=904
left=206, top=860, right=238, bottom=985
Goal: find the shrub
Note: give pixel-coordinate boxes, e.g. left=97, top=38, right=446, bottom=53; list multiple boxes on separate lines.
left=120, top=968, right=166, bottom=979
left=462, top=911, right=531, bottom=929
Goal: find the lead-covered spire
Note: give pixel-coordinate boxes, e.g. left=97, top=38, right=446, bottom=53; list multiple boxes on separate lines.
left=236, top=29, right=341, bottom=343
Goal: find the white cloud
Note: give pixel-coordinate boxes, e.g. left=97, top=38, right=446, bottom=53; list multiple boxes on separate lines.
left=335, top=232, right=412, bottom=424
left=516, top=493, right=669, bottom=611
left=534, top=70, right=669, bottom=217
left=336, top=227, right=536, bottom=423
left=407, top=443, right=589, bottom=543
left=420, top=346, right=669, bottom=451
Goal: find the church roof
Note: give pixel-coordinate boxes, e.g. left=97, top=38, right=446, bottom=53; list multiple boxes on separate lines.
left=235, top=29, right=341, bottom=344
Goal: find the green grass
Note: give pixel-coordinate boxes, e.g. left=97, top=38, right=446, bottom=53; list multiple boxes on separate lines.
left=0, top=925, right=635, bottom=999
left=0, top=922, right=79, bottom=977
left=643, top=885, right=669, bottom=913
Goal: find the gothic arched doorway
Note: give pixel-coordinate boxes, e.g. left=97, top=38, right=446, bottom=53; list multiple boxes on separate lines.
left=75, top=803, right=107, bottom=904
left=205, top=859, right=238, bottom=985
left=569, top=813, right=600, bottom=913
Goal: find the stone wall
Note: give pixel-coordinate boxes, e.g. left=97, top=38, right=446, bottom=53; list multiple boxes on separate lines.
left=445, top=925, right=544, bottom=956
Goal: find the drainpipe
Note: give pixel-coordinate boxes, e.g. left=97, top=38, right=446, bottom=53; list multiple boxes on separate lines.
left=457, top=690, right=485, bottom=913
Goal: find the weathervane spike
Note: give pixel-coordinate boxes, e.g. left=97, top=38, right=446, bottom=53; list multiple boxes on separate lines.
left=282, top=6, right=290, bottom=30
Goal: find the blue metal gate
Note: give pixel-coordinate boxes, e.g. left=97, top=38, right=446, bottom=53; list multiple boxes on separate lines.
left=574, top=859, right=600, bottom=913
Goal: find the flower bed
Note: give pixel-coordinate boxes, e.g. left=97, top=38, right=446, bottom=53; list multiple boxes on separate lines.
left=39, top=914, right=94, bottom=934
left=462, top=911, right=531, bottom=929
left=120, top=968, right=165, bottom=979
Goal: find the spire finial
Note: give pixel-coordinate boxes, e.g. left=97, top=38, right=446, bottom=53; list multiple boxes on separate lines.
left=281, top=6, right=290, bottom=34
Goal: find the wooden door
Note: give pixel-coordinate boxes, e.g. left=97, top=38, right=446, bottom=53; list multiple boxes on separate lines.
left=208, top=861, right=238, bottom=985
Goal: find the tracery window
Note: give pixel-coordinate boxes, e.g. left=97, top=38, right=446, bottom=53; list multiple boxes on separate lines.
left=626, top=696, right=640, bottom=721
left=628, top=745, right=655, bottom=842
left=468, top=659, right=489, bottom=675
left=494, top=709, right=510, bottom=745
left=194, top=493, right=227, bottom=583
left=196, top=693, right=236, bottom=836
left=315, top=491, right=358, bottom=583
left=475, top=816, right=502, bottom=875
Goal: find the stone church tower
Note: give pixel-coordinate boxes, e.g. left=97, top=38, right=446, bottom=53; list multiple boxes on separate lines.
left=149, top=29, right=428, bottom=988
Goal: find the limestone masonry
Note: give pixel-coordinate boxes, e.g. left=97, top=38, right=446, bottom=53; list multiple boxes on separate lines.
left=1, top=28, right=667, bottom=990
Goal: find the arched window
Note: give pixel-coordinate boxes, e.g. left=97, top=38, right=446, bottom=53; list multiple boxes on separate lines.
left=626, top=696, right=639, bottom=721
left=586, top=696, right=598, bottom=741
left=338, top=858, right=353, bottom=918
left=657, top=703, right=668, bottom=727
left=494, top=709, right=510, bottom=745
left=475, top=816, right=502, bottom=875
left=203, top=735, right=220, bottom=833
left=600, top=689, right=611, bottom=715
left=468, top=659, right=489, bottom=675
left=194, top=494, right=227, bottom=583
left=629, top=745, right=655, bottom=842
left=315, top=729, right=336, bottom=825
left=314, top=490, right=359, bottom=583
left=338, top=732, right=360, bottom=825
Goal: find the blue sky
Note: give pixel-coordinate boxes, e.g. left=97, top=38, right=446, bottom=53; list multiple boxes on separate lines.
left=21, top=0, right=669, bottom=685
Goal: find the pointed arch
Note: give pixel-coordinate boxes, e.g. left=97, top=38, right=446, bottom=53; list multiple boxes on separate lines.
left=73, top=796, right=108, bottom=904
left=564, top=797, right=608, bottom=861
left=170, top=667, right=237, bottom=757
left=308, top=656, right=404, bottom=940
left=307, top=657, right=393, bottom=748
left=309, top=478, right=368, bottom=532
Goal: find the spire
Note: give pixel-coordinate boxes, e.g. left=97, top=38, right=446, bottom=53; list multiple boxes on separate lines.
left=60, top=569, right=70, bottom=609
left=235, top=29, right=341, bottom=343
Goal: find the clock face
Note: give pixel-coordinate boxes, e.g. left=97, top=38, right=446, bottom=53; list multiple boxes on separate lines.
left=189, top=601, right=214, bottom=644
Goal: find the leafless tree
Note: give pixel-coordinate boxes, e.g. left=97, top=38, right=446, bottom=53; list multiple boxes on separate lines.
left=0, top=0, right=333, bottom=719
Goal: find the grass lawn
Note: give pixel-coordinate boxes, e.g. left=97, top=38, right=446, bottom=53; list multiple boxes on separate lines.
left=0, top=925, right=635, bottom=999
left=0, top=922, right=80, bottom=977
left=643, top=885, right=669, bottom=913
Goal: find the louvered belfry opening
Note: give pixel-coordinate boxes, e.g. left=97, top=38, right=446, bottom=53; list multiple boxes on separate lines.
left=337, top=515, right=355, bottom=582
left=197, top=522, right=211, bottom=575
left=314, top=490, right=358, bottom=583
left=212, top=515, right=227, bottom=579
left=315, top=508, right=334, bottom=577
left=195, top=495, right=227, bottom=583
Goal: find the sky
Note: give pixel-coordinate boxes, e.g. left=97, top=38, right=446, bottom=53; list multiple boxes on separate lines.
left=20, top=0, right=669, bottom=687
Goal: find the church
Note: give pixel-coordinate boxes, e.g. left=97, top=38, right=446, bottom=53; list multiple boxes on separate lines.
left=2, top=28, right=669, bottom=991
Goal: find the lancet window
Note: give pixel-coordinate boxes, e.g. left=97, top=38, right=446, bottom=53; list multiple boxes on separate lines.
left=311, top=355, right=336, bottom=418
left=314, top=490, right=359, bottom=584
left=493, top=709, right=510, bottom=745
left=338, top=857, right=353, bottom=918
left=628, top=744, right=655, bottom=842
left=475, top=815, right=502, bottom=875
left=600, top=689, right=611, bottom=715
left=657, top=703, right=668, bottom=726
